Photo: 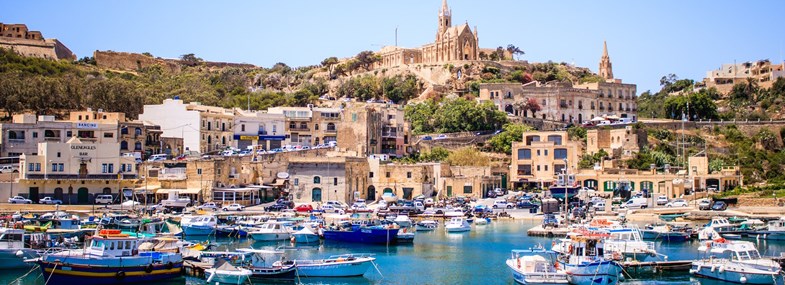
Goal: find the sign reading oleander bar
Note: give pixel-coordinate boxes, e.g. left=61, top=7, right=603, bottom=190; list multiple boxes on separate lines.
left=70, top=145, right=97, bottom=150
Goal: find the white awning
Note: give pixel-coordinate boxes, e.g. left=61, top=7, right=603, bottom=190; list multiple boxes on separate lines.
left=134, top=185, right=160, bottom=192
left=156, top=188, right=202, bottom=195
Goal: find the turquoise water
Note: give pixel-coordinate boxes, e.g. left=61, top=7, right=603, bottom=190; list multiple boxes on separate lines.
left=4, top=221, right=784, bottom=284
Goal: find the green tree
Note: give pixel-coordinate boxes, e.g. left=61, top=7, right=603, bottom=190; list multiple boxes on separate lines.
left=179, top=53, right=203, bottom=67
left=487, top=123, right=534, bottom=154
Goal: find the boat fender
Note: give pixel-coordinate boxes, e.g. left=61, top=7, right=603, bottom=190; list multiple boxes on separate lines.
left=740, top=276, right=747, bottom=284
left=718, top=265, right=724, bottom=273
left=619, top=273, right=625, bottom=281
left=710, top=265, right=716, bottom=272
left=145, top=264, right=154, bottom=273
left=15, top=250, right=24, bottom=257
left=554, top=262, right=560, bottom=270
left=166, top=262, right=174, bottom=270
left=517, top=258, right=521, bottom=269
left=116, top=271, right=126, bottom=279
left=689, top=269, right=696, bottom=274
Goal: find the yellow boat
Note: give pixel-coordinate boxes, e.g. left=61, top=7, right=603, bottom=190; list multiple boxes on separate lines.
left=185, top=241, right=209, bottom=251
left=24, top=221, right=52, bottom=232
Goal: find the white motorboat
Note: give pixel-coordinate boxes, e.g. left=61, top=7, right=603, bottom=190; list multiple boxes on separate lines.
left=249, top=221, right=292, bottom=241
left=381, top=192, right=398, bottom=203
left=750, top=217, right=785, bottom=241
left=205, top=259, right=252, bottom=284
left=393, top=214, right=412, bottom=227
left=295, top=253, right=376, bottom=277
left=444, top=210, right=465, bottom=218
left=0, top=228, right=40, bottom=268
left=292, top=226, right=320, bottom=243
left=474, top=217, right=489, bottom=225
left=445, top=217, right=471, bottom=232
left=415, top=220, right=438, bottom=231
left=506, top=250, right=568, bottom=285
left=181, top=215, right=217, bottom=236
left=555, top=235, right=623, bottom=285
left=396, top=227, right=415, bottom=243
left=690, top=239, right=781, bottom=284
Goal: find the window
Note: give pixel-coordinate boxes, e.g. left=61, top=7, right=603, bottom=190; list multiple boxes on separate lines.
left=57, top=152, right=61, bottom=158
left=35, top=163, right=40, bottom=171
left=294, top=178, right=299, bottom=186
left=300, top=122, right=307, bottom=129
left=352, top=113, right=357, bottom=122
left=120, top=164, right=126, bottom=172
left=197, top=169, right=202, bottom=175
left=32, top=132, right=38, bottom=138
left=407, top=172, right=412, bottom=178
left=222, top=123, right=226, bottom=131
left=28, top=163, right=34, bottom=171
left=554, top=148, right=568, bottom=159
left=108, top=164, right=114, bottom=174
left=518, top=165, right=532, bottom=175
left=334, top=177, right=338, bottom=186
left=134, top=128, right=142, bottom=136
left=207, top=122, right=211, bottom=130
left=536, top=165, right=541, bottom=171
left=545, top=165, right=549, bottom=171
left=102, top=164, right=108, bottom=173
left=289, top=122, right=295, bottom=129
left=544, top=150, right=548, bottom=156
left=369, top=172, right=374, bottom=178
left=314, top=176, right=321, bottom=184
left=314, top=124, right=319, bottom=130
left=463, top=185, right=472, bottom=194
left=272, top=125, right=277, bottom=133
left=58, top=163, right=64, bottom=172
left=547, top=135, right=562, bottom=145
left=66, top=131, right=72, bottom=137
left=104, top=132, right=113, bottom=138
left=241, top=124, right=245, bottom=132
left=536, top=150, right=540, bottom=156
left=51, top=163, right=57, bottom=172
left=134, top=142, right=142, bottom=151
left=386, top=172, right=390, bottom=178
left=517, top=149, right=531, bottom=159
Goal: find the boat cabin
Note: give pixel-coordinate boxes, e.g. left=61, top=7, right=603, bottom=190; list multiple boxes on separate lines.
left=0, top=228, right=24, bottom=250
left=700, top=240, right=762, bottom=261
left=767, top=218, right=785, bottom=231
left=87, top=230, right=140, bottom=257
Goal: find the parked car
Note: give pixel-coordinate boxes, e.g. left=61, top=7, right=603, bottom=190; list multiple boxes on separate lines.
left=434, top=134, right=448, bottom=140
left=39, top=197, right=63, bottom=205
left=698, top=199, right=712, bottom=210
left=423, top=198, right=434, bottom=207
left=0, top=165, right=19, bottom=173
left=474, top=205, right=493, bottom=214
left=666, top=199, right=688, bottom=207
left=656, top=195, right=669, bottom=206
left=321, top=204, right=344, bottom=214
left=493, top=199, right=515, bottom=209
left=238, top=150, right=252, bottom=157
left=620, top=197, right=648, bottom=209
left=421, top=136, right=433, bottom=141
left=223, top=203, right=244, bottom=211
left=711, top=201, right=728, bottom=211
left=8, top=196, right=32, bottom=204
left=94, top=194, right=114, bottom=205
left=197, top=202, right=219, bottom=211
left=295, top=204, right=314, bottom=212
left=485, top=190, right=497, bottom=198
left=494, top=188, right=505, bottom=196
left=592, top=201, right=606, bottom=212
left=516, top=200, right=539, bottom=209
left=707, top=186, right=719, bottom=192
left=325, top=200, right=348, bottom=210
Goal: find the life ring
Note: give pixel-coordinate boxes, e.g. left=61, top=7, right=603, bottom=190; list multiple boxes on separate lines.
left=166, top=262, right=174, bottom=270
left=145, top=264, right=154, bottom=273
left=115, top=271, right=126, bottom=279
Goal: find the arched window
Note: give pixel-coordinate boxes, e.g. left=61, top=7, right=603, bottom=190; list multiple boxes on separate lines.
left=313, top=176, right=321, bottom=184
left=326, top=123, right=336, bottom=131
left=120, top=141, right=128, bottom=150
left=134, top=128, right=142, bottom=136
left=134, top=142, right=142, bottom=150
left=222, top=136, right=226, bottom=145
left=121, top=127, right=128, bottom=135
left=311, top=188, right=322, bottom=202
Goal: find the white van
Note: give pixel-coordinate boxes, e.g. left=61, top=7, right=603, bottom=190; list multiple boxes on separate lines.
left=621, top=197, right=648, bottom=209
left=95, top=195, right=114, bottom=204
left=147, top=154, right=168, bottom=161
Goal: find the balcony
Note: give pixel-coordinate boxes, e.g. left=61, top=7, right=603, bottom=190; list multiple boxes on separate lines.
left=599, top=94, right=604, bottom=98
left=632, top=108, right=637, bottom=112
left=159, top=168, right=187, bottom=181
left=382, top=131, right=398, bottom=138
left=591, top=106, right=596, bottom=110
left=559, top=103, right=568, bottom=109
left=289, top=126, right=310, bottom=131
left=626, top=108, right=631, bottom=112
left=25, top=174, right=138, bottom=180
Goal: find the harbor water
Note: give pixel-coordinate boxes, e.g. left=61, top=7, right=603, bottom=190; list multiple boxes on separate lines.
left=4, top=221, right=784, bottom=284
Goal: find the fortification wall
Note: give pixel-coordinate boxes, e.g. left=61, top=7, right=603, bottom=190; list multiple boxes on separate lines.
left=94, top=50, right=256, bottom=73
left=0, top=37, right=72, bottom=60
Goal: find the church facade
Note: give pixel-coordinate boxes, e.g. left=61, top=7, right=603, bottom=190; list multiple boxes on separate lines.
left=377, top=0, right=479, bottom=68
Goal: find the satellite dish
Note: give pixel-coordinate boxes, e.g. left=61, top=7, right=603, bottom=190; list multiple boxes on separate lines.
left=277, top=172, right=290, bottom=179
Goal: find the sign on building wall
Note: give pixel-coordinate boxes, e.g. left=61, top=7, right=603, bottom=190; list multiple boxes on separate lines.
left=76, top=122, right=98, bottom=129
left=239, top=135, right=257, bottom=141
left=71, top=145, right=96, bottom=157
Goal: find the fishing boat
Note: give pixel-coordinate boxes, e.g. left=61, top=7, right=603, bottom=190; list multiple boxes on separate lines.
left=31, top=229, right=183, bottom=284
left=750, top=217, right=785, bottom=241
left=248, top=221, right=292, bottom=241
left=415, top=220, right=438, bottom=231
left=396, top=227, right=415, bottom=243
left=640, top=224, right=690, bottom=242
left=555, top=235, right=623, bottom=285
left=236, top=248, right=296, bottom=280
left=294, top=253, right=376, bottom=277
left=205, top=259, right=253, bottom=284
left=181, top=215, right=217, bottom=236
left=216, top=225, right=249, bottom=238
left=393, top=214, right=412, bottom=227
left=291, top=227, right=320, bottom=243
left=474, top=217, right=490, bottom=225
left=117, top=218, right=141, bottom=230
left=658, top=213, right=686, bottom=222
left=506, top=249, right=569, bottom=285
left=445, top=217, right=471, bottom=233
left=322, top=223, right=399, bottom=244
left=690, top=238, right=781, bottom=284
left=601, top=227, right=658, bottom=260
left=0, top=228, right=40, bottom=268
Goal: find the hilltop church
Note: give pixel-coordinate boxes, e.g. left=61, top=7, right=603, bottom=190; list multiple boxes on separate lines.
left=376, top=0, right=481, bottom=68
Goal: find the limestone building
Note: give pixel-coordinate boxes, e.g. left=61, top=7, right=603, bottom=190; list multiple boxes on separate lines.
left=586, top=126, right=646, bottom=158
left=510, top=131, right=581, bottom=190
left=338, top=104, right=411, bottom=158
left=479, top=42, right=638, bottom=123
left=0, top=23, right=75, bottom=60
left=267, top=106, right=341, bottom=147
left=376, top=0, right=480, bottom=68
left=287, top=156, right=368, bottom=204
left=702, top=59, right=785, bottom=94
left=17, top=138, right=137, bottom=204
left=233, top=109, right=287, bottom=150
left=1, top=113, right=119, bottom=157
left=139, top=98, right=235, bottom=154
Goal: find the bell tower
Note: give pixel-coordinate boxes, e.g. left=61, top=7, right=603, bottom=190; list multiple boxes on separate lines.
left=437, top=0, right=452, bottom=40
left=599, top=41, right=614, bottom=80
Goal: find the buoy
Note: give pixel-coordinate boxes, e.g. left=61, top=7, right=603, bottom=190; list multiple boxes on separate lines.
left=15, top=250, right=24, bottom=257
left=740, top=276, right=747, bottom=284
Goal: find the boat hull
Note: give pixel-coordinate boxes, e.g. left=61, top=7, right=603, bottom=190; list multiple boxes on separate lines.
left=295, top=259, right=374, bottom=277
left=37, top=260, right=182, bottom=285
left=691, top=263, right=779, bottom=284
left=445, top=226, right=471, bottom=232
left=182, top=225, right=214, bottom=236
left=250, top=232, right=291, bottom=241
left=322, top=226, right=398, bottom=244
left=0, top=249, right=38, bottom=268
left=506, top=260, right=569, bottom=285
left=749, top=231, right=785, bottom=241
left=215, top=227, right=249, bottom=238
left=249, top=265, right=296, bottom=279
left=205, top=269, right=251, bottom=285
left=292, top=233, right=320, bottom=243
left=559, top=260, right=622, bottom=285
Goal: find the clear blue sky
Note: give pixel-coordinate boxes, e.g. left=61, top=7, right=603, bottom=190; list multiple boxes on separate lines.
left=3, top=0, right=784, bottom=93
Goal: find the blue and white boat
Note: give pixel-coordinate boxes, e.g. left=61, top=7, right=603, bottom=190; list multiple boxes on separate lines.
left=322, top=223, right=399, bottom=244
left=205, top=259, right=252, bottom=284
left=181, top=215, right=216, bottom=236
left=445, top=217, right=471, bottom=233
left=690, top=239, right=781, bottom=284
left=292, top=227, right=320, bottom=243
left=295, top=253, right=376, bottom=277
left=750, top=217, right=785, bottom=241
left=31, top=229, right=183, bottom=285
left=249, top=221, right=292, bottom=241
left=555, top=236, right=623, bottom=285
left=506, top=249, right=568, bottom=285
left=0, top=228, right=39, bottom=269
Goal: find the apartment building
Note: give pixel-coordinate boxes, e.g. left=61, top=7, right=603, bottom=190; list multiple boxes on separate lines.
left=17, top=137, right=137, bottom=204
left=703, top=60, right=785, bottom=94
left=287, top=156, right=368, bottom=204
left=233, top=109, right=287, bottom=150
left=510, top=131, right=580, bottom=190
left=1, top=113, right=119, bottom=157
left=139, top=98, right=234, bottom=154
left=268, top=106, right=341, bottom=147
left=586, top=126, right=646, bottom=158
left=338, top=104, right=411, bottom=157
